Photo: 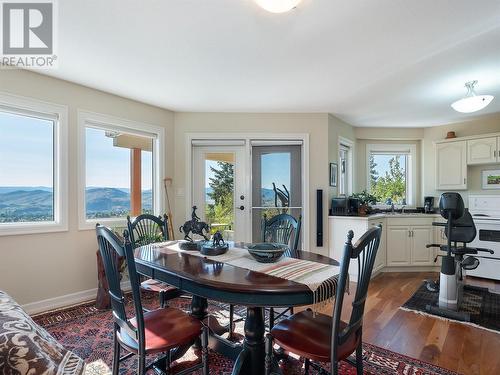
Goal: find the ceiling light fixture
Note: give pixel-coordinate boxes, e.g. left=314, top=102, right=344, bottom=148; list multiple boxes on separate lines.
left=255, top=0, right=301, bottom=13
left=451, top=80, right=494, bottom=113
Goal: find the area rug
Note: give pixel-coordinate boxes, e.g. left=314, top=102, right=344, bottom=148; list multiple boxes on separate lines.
left=33, top=294, right=459, bottom=375
left=401, top=282, right=500, bottom=333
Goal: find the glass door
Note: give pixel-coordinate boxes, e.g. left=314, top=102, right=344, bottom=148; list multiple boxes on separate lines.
left=192, top=146, right=248, bottom=242
left=251, top=145, right=302, bottom=246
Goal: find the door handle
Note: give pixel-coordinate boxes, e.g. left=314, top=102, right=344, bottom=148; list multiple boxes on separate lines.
left=239, top=206, right=245, bottom=211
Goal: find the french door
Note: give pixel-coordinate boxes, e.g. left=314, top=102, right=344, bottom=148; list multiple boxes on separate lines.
left=191, top=141, right=303, bottom=246
left=192, top=145, right=248, bottom=242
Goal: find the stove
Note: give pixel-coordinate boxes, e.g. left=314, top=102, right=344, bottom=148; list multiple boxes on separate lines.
left=467, top=195, right=500, bottom=281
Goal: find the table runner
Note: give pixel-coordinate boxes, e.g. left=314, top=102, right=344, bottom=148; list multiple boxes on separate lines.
left=150, top=241, right=343, bottom=310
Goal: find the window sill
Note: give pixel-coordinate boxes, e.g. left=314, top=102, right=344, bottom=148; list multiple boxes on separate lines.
left=0, top=222, right=68, bottom=237
left=79, top=217, right=128, bottom=231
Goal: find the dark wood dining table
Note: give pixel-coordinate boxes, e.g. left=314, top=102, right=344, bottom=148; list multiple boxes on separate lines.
left=134, top=243, right=339, bottom=375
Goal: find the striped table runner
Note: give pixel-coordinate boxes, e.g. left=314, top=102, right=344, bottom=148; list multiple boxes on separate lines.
left=151, top=241, right=342, bottom=310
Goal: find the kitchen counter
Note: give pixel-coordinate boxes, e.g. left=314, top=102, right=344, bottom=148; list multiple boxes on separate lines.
left=329, top=213, right=440, bottom=220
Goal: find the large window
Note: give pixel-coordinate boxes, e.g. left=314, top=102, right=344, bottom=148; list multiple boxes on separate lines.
left=0, top=93, right=68, bottom=235
left=78, top=111, right=164, bottom=228
left=366, top=144, right=416, bottom=206
left=338, top=137, right=354, bottom=196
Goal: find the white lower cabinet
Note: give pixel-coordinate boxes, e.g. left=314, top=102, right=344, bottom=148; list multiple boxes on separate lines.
left=386, top=226, right=411, bottom=266
left=387, top=224, right=435, bottom=267
left=411, top=226, right=435, bottom=265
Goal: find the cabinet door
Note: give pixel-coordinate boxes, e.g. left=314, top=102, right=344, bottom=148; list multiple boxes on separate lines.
left=386, top=226, right=411, bottom=266
left=467, top=137, right=497, bottom=165
left=371, top=220, right=386, bottom=273
left=411, top=226, right=435, bottom=265
left=435, top=141, right=467, bottom=190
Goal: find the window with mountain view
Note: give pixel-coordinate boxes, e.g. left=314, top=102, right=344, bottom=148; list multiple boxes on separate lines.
left=85, top=127, right=153, bottom=220
left=367, top=144, right=415, bottom=206
left=0, top=110, right=55, bottom=223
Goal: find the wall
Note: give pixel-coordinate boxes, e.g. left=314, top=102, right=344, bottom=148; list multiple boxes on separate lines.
left=172, top=112, right=331, bottom=256
left=422, top=113, right=500, bottom=204
left=0, top=69, right=175, bottom=307
left=328, top=115, right=356, bottom=199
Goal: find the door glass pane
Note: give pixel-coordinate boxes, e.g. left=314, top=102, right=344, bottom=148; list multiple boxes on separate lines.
left=204, top=153, right=235, bottom=240
left=252, top=145, right=302, bottom=246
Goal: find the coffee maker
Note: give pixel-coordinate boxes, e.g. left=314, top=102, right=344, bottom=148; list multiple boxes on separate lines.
left=424, top=196, right=435, bottom=213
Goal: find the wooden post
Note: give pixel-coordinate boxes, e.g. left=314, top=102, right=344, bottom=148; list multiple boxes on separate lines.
left=130, top=148, right=142, bottom=216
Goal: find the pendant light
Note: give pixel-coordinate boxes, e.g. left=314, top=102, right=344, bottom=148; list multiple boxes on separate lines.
left=255, top=0, right=301, bottom=13
left=451, top=81, right=494, bottom=113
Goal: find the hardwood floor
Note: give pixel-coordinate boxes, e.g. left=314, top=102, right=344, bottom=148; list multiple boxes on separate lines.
left=314, top=272, right=500, bottom=375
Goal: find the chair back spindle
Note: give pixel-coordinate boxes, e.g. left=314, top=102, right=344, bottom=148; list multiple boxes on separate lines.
left=261, top=213, right=302, bottom=251
left=127, top=214, right=169, bottom=248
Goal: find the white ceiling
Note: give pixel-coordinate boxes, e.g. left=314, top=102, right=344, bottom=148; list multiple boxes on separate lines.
left=42, top=0, right=500, bottom=127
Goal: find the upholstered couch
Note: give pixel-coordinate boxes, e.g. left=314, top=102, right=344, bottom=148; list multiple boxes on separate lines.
left=0, top=290, right=86, bottom=374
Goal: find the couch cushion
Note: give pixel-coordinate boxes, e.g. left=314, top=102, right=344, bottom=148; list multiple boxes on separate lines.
left=0, top=291, right=85, bottom=374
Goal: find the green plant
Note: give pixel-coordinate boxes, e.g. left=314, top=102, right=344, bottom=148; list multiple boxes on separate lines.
left=351, top=190, right=377, bottom=207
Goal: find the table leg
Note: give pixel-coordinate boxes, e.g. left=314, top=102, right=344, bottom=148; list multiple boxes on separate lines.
left=231, top=307, right=265, bottom=375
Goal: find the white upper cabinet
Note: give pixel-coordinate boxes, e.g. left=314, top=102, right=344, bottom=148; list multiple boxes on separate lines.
left=467, top=137, right=498, bottom=165
left=435, top=141, right=467, bottom=190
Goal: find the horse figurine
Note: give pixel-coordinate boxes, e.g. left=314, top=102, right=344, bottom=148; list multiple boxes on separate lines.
left=179, top=206, right=210, bottom=242
left=212, top=231, right=225, bottom=248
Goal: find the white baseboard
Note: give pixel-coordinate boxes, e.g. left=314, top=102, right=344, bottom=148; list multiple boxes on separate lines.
left=22, top=281, right=131, bottom=316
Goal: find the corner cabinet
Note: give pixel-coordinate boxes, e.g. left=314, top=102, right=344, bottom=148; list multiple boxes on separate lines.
left=467, top=136, right=499, bottom=165
left=435, top=141, right=467, bottom=190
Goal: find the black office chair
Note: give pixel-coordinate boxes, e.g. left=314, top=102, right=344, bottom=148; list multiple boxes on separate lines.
left=426, top=192, right=493, bottom=321
left=127, top=214, right=182, bottom=308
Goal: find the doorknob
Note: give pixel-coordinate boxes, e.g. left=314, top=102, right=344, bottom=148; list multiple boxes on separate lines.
left=239, top=206, right=245, bottom=211
left=240, top=195, right=245, bottom=200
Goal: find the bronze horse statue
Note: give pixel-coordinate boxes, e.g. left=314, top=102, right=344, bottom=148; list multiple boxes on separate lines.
left=179, top=206, right=210, bottom=241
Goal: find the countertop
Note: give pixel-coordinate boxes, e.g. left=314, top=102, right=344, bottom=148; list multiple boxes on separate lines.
left=329, top=213, right=441, bottom=220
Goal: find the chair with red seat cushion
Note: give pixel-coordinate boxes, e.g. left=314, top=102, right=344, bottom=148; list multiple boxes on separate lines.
left=127, top=214, right=183, bottom=308
left=96, top=224, right=208, bottom=375
left=265, top=225, right=382, bottom=375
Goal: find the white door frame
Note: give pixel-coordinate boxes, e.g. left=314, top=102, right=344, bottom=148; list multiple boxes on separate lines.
left=185, top=133, right=310, bottom=249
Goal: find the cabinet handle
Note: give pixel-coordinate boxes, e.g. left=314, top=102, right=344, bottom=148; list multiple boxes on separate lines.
left=464, top=178, right=466, bottom=185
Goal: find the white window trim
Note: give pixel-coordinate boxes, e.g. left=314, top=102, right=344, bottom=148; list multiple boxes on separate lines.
left=366, top=143, right=416, bottom=207
left=77, top=110, right=165, bottom=230
left=0, top=92, right=68, bottom=236
left=338, top=136, right=354, bottom=196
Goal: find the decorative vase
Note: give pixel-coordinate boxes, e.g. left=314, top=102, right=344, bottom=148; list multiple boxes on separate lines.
left=358, top=204, right=369, bottom=216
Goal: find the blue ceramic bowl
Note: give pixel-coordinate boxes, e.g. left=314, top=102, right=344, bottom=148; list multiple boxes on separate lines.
left=245, top=243, right=288, bottom=263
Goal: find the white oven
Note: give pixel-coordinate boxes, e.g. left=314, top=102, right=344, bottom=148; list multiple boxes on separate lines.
left=467, top=195, right=500, bottom=281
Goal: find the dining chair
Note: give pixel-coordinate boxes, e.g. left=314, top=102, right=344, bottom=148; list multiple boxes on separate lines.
left=227, top=213, right=302, bottom=337
left=96, top=224, right=209, bottom=375
left=127, top=214, right=182, bottom=308
left=264, top=225, right=382, bottom=375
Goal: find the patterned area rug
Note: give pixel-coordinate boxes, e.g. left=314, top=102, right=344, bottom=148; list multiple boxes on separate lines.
left=402, top=282, right=500, bottom=333
left=33, top=294, right=459, bottom=375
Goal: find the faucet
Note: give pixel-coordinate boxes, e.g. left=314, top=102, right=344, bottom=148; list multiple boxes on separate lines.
left=390, top=203, right=395, bottom=214
left=401, top=205, right=406, bottom=214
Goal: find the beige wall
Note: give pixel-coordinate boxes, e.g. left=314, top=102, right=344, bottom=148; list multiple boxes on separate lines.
left=328, top=115, right=356, bottom=199
left=0, top=70, right=175, bottom=306
left=172, top=112, right=331, bottom=256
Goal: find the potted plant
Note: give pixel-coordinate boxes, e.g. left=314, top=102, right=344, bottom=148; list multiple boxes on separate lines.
left=351, top=190, right=377, bottom=216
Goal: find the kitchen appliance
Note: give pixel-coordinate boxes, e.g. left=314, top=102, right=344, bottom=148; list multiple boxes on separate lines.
left=330, top=197, right=359, bottom=216
left=467, top=195, right=500, bottom=281
left=424, top=196, right=435, bottom=213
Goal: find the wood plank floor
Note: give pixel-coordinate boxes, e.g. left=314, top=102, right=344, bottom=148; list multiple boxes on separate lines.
left=311, top=272, right=500, bottom=375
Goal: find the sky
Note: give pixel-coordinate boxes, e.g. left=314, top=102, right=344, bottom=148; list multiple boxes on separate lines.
left=0, top=112, right=152, bottom=190
left=204, top=152, right=291, bottom=190
left=371, top=154, right=406, bottom=179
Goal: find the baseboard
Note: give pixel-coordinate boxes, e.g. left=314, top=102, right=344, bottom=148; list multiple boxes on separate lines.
left=382, top=266, right=440, bottom=273
left=22, top=280, right=131, bottom=315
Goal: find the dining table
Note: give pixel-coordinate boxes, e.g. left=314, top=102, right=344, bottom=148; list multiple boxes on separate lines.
left=134, top=242, right=340, bottom=375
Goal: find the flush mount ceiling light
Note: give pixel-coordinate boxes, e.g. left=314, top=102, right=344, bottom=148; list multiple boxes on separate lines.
left=255, top=0, right=302, bottom=13
left=451, top=80, right=494, bottom=113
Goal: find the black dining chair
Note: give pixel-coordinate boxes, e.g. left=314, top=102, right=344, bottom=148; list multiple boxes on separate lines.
left=226, top=213, right=302, bottom=337
left=96, top=224, right=209, bottom=375
left=265, top=225, right=382, bottom=375
left=127, top=214, right=182, bottom=308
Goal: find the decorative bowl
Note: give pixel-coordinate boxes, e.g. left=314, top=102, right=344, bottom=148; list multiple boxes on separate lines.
left=245, top=243, right=288, bottom=263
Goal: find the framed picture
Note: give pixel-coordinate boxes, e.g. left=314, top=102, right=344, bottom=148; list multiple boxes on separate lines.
left=330, top=163, right=338, bottom=187
left=482, top=169, right=500, bottom=189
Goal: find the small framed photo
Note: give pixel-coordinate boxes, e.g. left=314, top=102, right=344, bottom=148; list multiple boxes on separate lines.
left=330, top=163, right=338, bottom=187
left=482, top=169, right=500, bottom=189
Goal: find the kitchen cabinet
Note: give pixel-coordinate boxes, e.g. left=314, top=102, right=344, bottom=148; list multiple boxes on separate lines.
left=435, top=141, right=467, bottom=190
left=411, top=226, right=434, bottom=265
left=386, top=226, right=411, bottom=266
left=467, top=136, right=499, bottom=165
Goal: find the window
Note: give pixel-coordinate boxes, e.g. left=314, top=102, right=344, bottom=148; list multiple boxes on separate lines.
left=366, top=144, right=416, bottom=206
left=78, top=111, right=164, bottom=229
left=0, top=93, right=68, bottom=235
left=338, top=137, right=353, bottom=196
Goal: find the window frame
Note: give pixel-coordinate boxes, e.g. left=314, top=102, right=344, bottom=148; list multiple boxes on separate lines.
left=77, top=110, right=165, bottom=230
left=366, top=143, right=416, bottom=207
left=0, top=92, right=68, bottom=236
left=338, top=136, right=354, bottom=196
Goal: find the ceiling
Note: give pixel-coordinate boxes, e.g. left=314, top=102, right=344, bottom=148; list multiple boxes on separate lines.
left=41, top=0, right=500, bottom=127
